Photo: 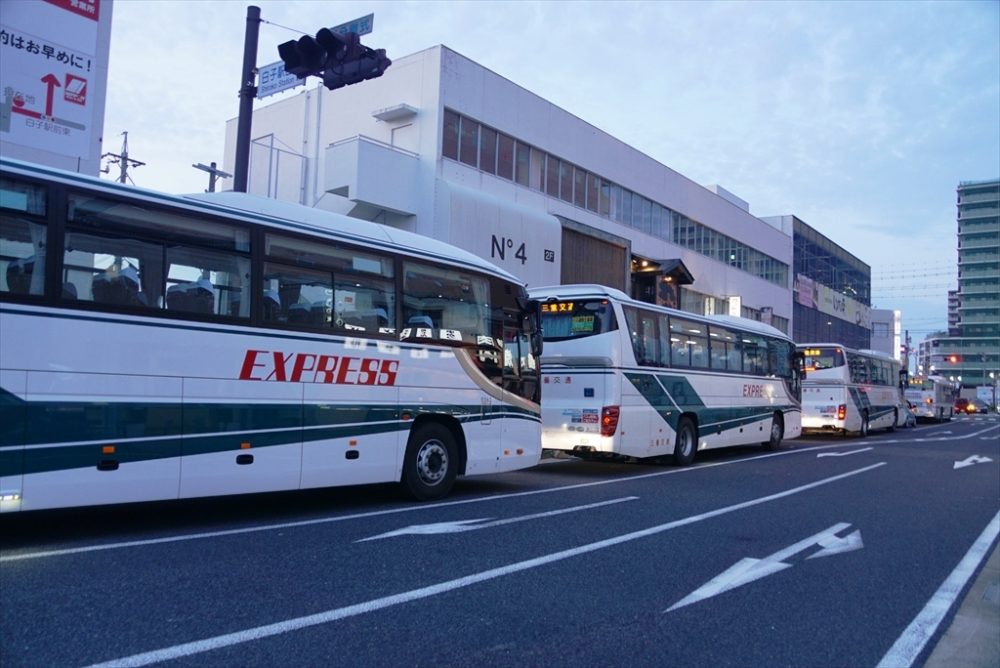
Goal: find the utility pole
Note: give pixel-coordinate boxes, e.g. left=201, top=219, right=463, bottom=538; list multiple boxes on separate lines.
left=233, top=5, right=261, bottom=193
left=101, top=131, right=145, bottom=184
left=193, top=161, right=232, bottom=192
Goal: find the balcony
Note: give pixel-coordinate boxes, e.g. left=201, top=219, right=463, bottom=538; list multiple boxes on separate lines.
left=958, top=191, right=1000, bottom=205
left=325, top=135, right=420, bottom=216
left=959, top=267, right=1000, bottom=280
left=958, top=207, right=1000, bottom=220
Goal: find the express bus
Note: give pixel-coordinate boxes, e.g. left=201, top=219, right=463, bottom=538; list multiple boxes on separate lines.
left=798, top=344, right=906, bottom=436
left=0, top=158, right=542, bottom=512
left=529, top=284, right=802, bottom=465
left=904, top=375, right=958, bottom=422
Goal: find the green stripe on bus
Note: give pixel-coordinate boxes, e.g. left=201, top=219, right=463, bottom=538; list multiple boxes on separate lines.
left=0, top=397, right=538, bottom=477
left=625, top=371, right=794, bottom=435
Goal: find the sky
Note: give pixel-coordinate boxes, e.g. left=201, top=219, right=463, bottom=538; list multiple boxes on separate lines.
left=98, top=0, right=1000, bottom=340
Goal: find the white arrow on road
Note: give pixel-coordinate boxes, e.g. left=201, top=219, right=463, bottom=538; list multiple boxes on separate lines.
left=357, top=496, right=638, bottom=542
left=954, top=455, right=994, bottom=470
left=817, top=448, right=873, bottom=458
left=665, top=522, right=862, bottom=612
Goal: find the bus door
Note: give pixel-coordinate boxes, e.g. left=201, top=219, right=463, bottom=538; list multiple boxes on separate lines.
left=498, top=309, right=539, bottom=463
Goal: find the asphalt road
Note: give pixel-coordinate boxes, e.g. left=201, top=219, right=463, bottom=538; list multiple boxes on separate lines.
left=2, top=414, right=998, bottom=668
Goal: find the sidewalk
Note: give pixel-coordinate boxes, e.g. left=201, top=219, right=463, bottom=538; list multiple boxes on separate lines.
left=924, top=539, right=1000, bottom=667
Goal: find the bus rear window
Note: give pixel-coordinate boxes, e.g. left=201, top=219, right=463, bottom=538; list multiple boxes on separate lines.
left=802, top=347, right=845, bottom=371
left=540, top=300, right=617, bottom=341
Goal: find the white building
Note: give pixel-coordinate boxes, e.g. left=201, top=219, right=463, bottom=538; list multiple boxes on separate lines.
left=223, top=45, right=793, bottom=331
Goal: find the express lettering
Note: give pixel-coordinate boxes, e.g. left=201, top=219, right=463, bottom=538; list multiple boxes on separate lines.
left=742, top=384, right=765, bottom=398
left=239, top=349, right=398, bottom=386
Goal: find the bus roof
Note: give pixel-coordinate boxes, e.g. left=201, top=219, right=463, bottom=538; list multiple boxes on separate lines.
left=529, top=283, right=791, bottom=340
left=1, top=157, right=521, bottom=284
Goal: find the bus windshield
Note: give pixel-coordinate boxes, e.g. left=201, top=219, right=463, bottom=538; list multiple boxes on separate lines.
left=802, top=347, right=845, bottom=371
left=540, top=299, right=617, bottom=341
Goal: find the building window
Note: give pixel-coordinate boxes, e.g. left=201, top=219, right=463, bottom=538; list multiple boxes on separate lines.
left=479, top=126, right=498, bottom=175
left=442, top=110, right=459, bottom=161
left=559, top=160, right=573, bottom=203
left=440, top=109, right=791, bottom=288
left=497, top=133, right=514, bottom=180
left=573, top=167, right=586, bottom=208
left=459, top=117, right=478, bottom=167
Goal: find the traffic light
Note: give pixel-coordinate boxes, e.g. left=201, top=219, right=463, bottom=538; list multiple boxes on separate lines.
left=277, top=28, right=391, bottom=90
left=322, top=47, right=391, bottom=90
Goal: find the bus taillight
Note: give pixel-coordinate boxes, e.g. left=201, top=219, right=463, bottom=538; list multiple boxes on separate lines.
left=837, top=404, right=847, bottom=420
left=601, top=406, right=620, bottom=437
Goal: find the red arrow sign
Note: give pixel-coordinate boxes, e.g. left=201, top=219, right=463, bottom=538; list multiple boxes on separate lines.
left=41, top=73, right=61, bottom=117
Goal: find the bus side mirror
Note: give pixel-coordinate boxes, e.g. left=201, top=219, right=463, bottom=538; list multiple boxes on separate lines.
left=794, top=351, right=806, bottom=376
left=521, top=298, right=543, bottom=357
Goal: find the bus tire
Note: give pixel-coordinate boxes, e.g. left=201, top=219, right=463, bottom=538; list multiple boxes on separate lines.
left=401, top=422, right=458, bottom=501
left=763, top=414, right=784, bottom=450
left=673, top=418, right=697, bottom=466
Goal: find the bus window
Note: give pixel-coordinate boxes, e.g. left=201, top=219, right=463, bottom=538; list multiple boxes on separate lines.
left=741, top=334, right=767, bottom=376
left=623, top=307, right=659, bottom=366
left=1, top=177, right=47, bottom=297
left=64, top=231, right=159, bottom=309
left=166, top=246, right=249, bottom=318
left=265, top=234, right=395, bottom=333
left=709, top=326, right=740, bottom=371
left=401, top=262, right=490, bottom=343
left=540, top=299, right=616, bottom=341
left=802, top=347, right=845, bottom=372
left=848, top=354, right=869, bottom=384
left=670, top=318, right=709, bottom=368
left=262, top=263, right=331, bottom=327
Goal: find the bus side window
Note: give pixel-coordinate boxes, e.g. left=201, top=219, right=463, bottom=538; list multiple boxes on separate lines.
left=0, top=178, right=47, bottom=297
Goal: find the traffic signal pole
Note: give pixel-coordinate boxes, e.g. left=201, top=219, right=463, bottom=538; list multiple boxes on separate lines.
left=233, top=5, right=261, bottom=193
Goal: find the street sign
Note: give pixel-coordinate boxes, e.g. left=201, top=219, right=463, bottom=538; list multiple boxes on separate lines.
left=258, top=13, right=375, bottom=99
left=330, top=13, right=374, bottom=37
left=257, top=60, right=304, bottom=99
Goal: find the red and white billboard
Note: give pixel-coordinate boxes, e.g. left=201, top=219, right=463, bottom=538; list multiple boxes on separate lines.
left=0, top=0, right=111, bottom=174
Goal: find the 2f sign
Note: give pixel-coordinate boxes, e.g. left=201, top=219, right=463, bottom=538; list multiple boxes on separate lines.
left=491, top=235, right=527, bottom=265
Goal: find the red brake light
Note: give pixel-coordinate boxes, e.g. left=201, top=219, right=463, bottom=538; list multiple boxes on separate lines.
left=837, top=404, right=847, bottom=420
left=601, top=406, right=620, bottom=437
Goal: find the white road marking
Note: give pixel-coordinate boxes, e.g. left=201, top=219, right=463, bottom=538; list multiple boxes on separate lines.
left=86, top=463, right=886, bottom=667
left=817, top=447, right=873, bottom=458
left=876, top=509, right=1000, bottom=668
left=666, top=523, right=861, bottom=612
left=357, top=496, right=639, bottom=541
left=953, top=455, right=994, bottom=470
left=0, top=444, right=852, bottom=563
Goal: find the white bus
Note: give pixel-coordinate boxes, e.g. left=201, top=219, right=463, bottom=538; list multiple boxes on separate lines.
left=904, top=376, right=958, bottom=422
left=799, top=344, right=906, bottom=436
left=0, top=158, right=542, bottom=512
left=530, top=284, right=802, bottom=465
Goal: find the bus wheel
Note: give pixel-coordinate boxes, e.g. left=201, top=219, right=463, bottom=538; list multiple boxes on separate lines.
left=401, top=422, right=458, bottom=501
left=763, top=414, right=784, bottom=451
left=673, top=418, right=697, bottom=466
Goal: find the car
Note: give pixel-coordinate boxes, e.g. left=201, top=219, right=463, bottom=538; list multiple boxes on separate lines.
left=954, top=398, right=970, bottom=414
left=966, top=399, right=990, bottom=414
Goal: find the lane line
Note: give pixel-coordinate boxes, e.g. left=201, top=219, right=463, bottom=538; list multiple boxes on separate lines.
left=0, top=444, right=853, bottom=563
left=876, top=509, right=1000, bottom=668
left=86, top=463, right=886, bottom=667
